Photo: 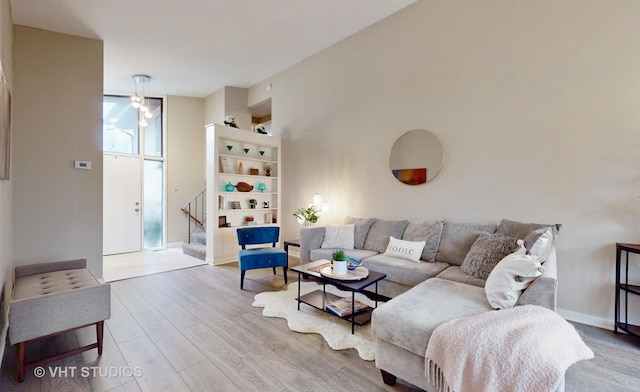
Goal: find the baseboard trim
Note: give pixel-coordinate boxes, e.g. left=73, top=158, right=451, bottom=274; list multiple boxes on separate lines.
left=166, top=242, right=183, bottom=249
left=558, top=308, right=613, bottom=330
left=0, top=313, right=9, bottom=370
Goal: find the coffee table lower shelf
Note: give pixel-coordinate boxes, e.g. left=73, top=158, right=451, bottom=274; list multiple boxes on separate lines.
left=298, top=290, right=373, bottom=327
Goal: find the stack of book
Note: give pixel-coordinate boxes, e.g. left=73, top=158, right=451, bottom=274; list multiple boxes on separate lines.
left=325, top=296, right=368, bottom=317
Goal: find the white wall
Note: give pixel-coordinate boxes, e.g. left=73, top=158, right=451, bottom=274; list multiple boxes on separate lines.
left=166, top=95, right=205, bottom=244
left=263, top=0, right=640, bottom=325
left=0, top=0, right=12, bottom=366
left=13, top=27, right=104, bottom=277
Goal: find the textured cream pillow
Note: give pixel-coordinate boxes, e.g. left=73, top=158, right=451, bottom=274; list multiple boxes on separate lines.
left=383, top=236, right=426, bottom=262
left=485, top=240, right=543, bottom=309
left=321, top=224, right=355, bottom=249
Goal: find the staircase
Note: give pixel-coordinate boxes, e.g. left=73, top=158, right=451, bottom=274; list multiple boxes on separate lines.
left=182, top=230, right=206, bottom=261
left=181, top=190, right=207, bottom=261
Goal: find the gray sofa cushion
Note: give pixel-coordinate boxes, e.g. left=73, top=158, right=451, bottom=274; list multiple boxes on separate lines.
left=496, top=218, right=561, bottom=243
left=371, top=278, right=492, bottom=356
left=436, top=266, right=486, bottom=288
left=363, top=254, right=449, bottom=286
left=310, top=248, right=378, bottom=262
left=435, top=222, right=497, bottom=266
left=343, top=217, right=377, bottom=249
left=401, top=220, right=444, bottom=262
left=364, top=219, right=409, bottom=253
left=460, top=233, right=519, bottom=280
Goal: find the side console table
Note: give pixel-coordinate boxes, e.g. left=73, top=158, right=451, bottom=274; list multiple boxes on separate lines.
left=615, top=243, right=640, bottom=337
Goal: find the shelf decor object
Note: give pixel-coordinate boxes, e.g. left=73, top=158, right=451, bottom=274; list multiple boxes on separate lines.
left=226, top=145, right=233, bottom=151
left=206, top=123, right=281, bottom=265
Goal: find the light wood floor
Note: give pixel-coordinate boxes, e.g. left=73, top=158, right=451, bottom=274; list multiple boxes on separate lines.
left=1, top=258, right=639, bottom=391
left=103, top=248, right=207, bottom=282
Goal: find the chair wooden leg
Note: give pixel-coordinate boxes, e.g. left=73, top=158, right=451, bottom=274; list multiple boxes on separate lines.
left=272, top=267, right=276, bottom=275
left=96, top=321, right=104, bottom=355
left=240, top=270, right=246, bottom=289
left=16, top=342, right=26, bottom=382
left=381, top=369, right=397, bottom=386
left=283, top=267, right=288, bottom=284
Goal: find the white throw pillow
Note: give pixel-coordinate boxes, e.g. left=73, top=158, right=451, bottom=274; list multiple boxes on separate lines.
left=321, top=224, right=355, bottom=249
left=383, top=236, right=426, bottom=262
left=526, top=227, right=554, bottom=262
left=485, top=240, right=543, bottom=309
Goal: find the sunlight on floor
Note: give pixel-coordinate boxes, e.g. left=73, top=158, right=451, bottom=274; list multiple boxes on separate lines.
left=103, top=247, right=207, bottom=282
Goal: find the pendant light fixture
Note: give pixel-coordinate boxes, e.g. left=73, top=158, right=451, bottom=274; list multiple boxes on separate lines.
left=131, top=74, right=153, bottom=127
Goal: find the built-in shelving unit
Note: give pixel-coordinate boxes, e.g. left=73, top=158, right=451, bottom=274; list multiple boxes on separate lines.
left=206, top=123, right=281, bottom=265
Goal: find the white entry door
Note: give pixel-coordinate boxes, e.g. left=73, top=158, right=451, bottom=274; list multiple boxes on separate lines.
left=103, top=154, right=142, bottom=255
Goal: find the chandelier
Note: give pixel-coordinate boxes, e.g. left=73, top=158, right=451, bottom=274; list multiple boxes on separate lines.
left=130, top=74, right=153, bottom=127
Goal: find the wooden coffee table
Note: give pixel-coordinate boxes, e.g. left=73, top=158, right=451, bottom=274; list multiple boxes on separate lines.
left=291, top=259, right=387, bottom=334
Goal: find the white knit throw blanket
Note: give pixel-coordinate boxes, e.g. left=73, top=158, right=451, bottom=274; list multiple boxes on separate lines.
left=424, top=305, right=594, bottom=392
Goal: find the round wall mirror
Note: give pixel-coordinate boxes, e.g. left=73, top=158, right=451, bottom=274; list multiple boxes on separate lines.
left=389, top=129, right=445, bottom=185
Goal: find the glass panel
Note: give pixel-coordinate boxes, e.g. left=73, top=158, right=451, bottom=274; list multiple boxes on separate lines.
left=144, top=160, right=164, bottom=248
left=103, top=95, right=139, bottom=154
left=144, top=97, right=163, bottom=157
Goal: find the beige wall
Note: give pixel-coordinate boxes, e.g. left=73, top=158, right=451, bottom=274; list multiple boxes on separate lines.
left=204, top=86, right=252, bottom=130
left=0, top=0, right=12, bottom=359
left=13, top=26, right=104, bottom=276
left=263, top=0, right=640, bottom=326
left=166, top=95, right=205, bottom=244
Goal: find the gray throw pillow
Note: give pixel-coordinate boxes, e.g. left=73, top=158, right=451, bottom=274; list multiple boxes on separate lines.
left=343, top=217, right=376, bottom=249
left=461, top=233, right=519, bottom=280
left=363, top=219, right=409, bottom=253
left=402, top=220, right=444, bottom=262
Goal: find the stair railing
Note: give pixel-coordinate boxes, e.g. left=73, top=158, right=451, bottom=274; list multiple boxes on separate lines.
left=182, top=189, right=206, bottom=243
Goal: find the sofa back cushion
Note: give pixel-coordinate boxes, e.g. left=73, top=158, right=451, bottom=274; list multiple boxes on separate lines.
left=343, top=217, right=377, bottom=249
left=435, top=221, right=497, bottom=265
left=402, top=220, right=444, bottom=262
left=363, top=219, right=409, bottom=253
left=495, top=218, right=561, bottom=243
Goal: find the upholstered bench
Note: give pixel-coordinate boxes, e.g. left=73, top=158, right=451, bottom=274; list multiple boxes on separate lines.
left=9, top=259, right=111, bottom=381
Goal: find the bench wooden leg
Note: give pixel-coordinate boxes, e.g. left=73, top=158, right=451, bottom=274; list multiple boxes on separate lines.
left=97, top=321, right=104, bottom=355
left=17, top=342, right=26, bottom=382
left=381, top=369, right=397, bottom=386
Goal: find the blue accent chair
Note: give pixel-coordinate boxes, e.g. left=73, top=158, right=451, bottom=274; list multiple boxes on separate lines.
left=237, top=227, right=288, bottom=290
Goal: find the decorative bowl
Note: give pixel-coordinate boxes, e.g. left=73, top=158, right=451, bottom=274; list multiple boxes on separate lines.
left=347, top=260, right=361, bottom=271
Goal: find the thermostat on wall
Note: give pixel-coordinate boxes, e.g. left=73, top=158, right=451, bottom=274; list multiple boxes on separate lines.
left=74, top=160, right=91, bottom=170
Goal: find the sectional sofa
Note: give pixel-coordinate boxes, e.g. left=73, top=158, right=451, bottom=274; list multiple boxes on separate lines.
left=299, top=217, right=561, bottom=391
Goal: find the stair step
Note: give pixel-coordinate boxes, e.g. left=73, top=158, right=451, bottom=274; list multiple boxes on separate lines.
left=191, top=231, right=206, bottom=245
left=182, top=243, right=206, bottom=261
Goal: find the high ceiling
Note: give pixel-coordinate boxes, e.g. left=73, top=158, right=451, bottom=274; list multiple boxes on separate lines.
left=11, top=0, right=416, bottom=98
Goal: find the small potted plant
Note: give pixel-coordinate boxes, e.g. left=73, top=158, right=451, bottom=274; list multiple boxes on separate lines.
left=264, top=164, right=272, bottom=177
left=331, top=250, right=348, bottom=275
left=248, top=198, right=257, bottom=209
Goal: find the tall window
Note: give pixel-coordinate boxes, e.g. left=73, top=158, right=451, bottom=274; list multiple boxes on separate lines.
left=103, top=95, right=165, bottom=249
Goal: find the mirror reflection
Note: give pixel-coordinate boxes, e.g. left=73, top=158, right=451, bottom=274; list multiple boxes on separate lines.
left=389, top=129, right=445, bottom=185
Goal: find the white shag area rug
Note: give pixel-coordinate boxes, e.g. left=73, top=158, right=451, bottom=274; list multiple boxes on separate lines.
left=252, top=281, right=376, bottom=361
